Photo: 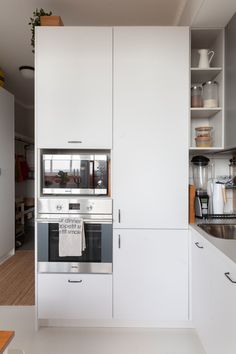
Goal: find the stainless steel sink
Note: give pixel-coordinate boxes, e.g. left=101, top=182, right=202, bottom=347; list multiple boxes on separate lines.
left=198, top=224, right=236, bottom=239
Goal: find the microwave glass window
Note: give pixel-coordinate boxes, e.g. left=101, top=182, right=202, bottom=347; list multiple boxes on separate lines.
left=42, top=154, right=108, bottom=195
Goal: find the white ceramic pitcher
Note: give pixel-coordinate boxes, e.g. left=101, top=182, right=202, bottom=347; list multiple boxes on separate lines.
left=198, top=49, right=215, bottom=68
left=210, top=181, right=226, bottom=214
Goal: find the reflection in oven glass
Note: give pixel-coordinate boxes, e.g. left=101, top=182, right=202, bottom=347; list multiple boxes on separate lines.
left=48, top=223, right=112, bottom=263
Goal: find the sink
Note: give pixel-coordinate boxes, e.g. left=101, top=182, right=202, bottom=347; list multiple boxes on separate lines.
left=198, top=224, right=236, bottom=239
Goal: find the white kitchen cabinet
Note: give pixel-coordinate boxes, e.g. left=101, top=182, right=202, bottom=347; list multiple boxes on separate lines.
left=37, top=273, right=112, bottom=319
left=113, top=229, right=189, bottom=321
left=113, top=27, right=189, bottom=229
left=0, top=88, right=14, bottom=261
left=192, top=229, right=236, bottom=354
left=35, top=27, right=112, bottom=148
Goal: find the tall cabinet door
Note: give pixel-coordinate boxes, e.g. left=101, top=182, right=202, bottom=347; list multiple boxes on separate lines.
left=36, top=27, right=112, bottom=149
left=113, top=229, right=189, bottom=321
left=113, top=27, right=189, bottom=229
left=0, top=88, right=14, bottom=260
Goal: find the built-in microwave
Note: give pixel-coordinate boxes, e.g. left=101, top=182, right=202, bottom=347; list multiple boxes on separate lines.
left=41, top=151, right=109, bottom=196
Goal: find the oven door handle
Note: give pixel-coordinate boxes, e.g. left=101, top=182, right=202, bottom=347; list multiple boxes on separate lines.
left=36, top=218, right=112, bottom=224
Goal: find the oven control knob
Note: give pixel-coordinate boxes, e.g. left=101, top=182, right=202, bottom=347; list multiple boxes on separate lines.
left=87, top=205, right=93, bottom=211
left=56, top=204, right=62, bottom=211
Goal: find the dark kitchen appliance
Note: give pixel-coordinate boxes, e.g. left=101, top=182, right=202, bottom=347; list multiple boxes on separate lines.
left=37, top=198, right=112, bottom=274
left=41, top=151, right=109, bottom=196
left=191, top=155, right=210, bottom=218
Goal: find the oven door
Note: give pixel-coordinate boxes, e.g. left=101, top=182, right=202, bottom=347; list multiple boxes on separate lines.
left=37, top=216, right=112, bottom=274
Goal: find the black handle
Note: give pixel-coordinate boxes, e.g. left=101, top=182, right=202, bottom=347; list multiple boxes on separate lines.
left=118, top=234, right=121, bottom=249
left=195, top=242, right=204, bottom=249
left=224, top=272, right=236, bottom=284
left=68, top=140, right=82, bottom=144
left=118, top=209, right=121, bottom=223
left=68, top=279, right=82, bottom=283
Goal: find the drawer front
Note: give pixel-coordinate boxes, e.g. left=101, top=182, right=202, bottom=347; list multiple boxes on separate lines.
left=38, top=273, right=112, bottom=319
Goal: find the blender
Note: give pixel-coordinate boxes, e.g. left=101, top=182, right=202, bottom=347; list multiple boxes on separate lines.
left=191, top=156, right=210, bottom=218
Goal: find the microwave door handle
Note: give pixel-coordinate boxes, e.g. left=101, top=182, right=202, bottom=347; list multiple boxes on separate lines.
left=90, top=160, right=94, bottom=188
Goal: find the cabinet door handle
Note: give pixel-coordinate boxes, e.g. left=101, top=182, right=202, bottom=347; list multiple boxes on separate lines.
left=118, top=234, right=121, bottom=249
left=195, top=242, right=204, bottom=249
left=224, top=272, right=236, bottom=284
left=68, top=279, right=82, bottom=283
left=68, top=140, right=82, bottom=144
left=118, top=209, right=121, bottom=223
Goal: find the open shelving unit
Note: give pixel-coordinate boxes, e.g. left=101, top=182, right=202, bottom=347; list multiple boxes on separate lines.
left=190, top=28, right=224, bottom=152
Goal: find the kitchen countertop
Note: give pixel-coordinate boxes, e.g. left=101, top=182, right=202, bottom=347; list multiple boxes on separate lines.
left=190, top=220, right=236, bottom=265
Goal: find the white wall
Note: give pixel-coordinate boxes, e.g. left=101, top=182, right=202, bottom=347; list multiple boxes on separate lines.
left=15, top=102, right=34, bottom=199
left=15, top=102, right=34, bottom=139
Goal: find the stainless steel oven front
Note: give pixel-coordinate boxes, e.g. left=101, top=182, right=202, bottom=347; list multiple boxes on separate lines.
left=37, top=198, right=112, bottom=274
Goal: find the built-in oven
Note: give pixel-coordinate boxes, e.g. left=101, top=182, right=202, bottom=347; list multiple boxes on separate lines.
left=41, top=150, right=109, bottom=196
left=37, top=198, right=112, bottom=274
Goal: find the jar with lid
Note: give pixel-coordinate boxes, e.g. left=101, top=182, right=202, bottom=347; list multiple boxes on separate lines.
left=229, top=157, right=236, bottom=185
left=195, top=126, right=213, bottom=147
left=202, top=81, right=218, bottom=108
left=191, top=86, right=202, bottom=107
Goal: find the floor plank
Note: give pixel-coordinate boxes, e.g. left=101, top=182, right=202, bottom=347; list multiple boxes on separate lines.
left=0, top=251, right=34, bottom=305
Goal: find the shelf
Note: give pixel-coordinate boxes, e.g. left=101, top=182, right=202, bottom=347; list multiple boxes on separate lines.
left=191, top=67, right=222, bottom=83
left=191, top=107, right=222, bottom=119
left=189, top=147, right=224, bottom=152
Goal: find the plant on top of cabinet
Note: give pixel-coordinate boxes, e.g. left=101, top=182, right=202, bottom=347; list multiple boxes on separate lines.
left=29, top=8, right=52, bottom=53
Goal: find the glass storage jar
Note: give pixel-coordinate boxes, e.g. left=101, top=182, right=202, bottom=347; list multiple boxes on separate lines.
left=202, top=81, right=218, bottom=108
left=195, top=126, right=213, bottom=147
left=191, top=85, right=203, bottom=107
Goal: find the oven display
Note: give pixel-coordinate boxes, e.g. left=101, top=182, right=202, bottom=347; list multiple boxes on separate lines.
left=69, top=203, right=80, bottom=210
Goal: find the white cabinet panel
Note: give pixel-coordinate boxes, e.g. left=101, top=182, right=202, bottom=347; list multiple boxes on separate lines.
left=192, top=229, right=236, bottom=354
left=113, top=27, right=189, bottom=229
left=0, top=88, right=14, bottom=260
left=38, top=273, right=112, bottom=319
left=36, top=27, right=112, bottom=148
left=113, top=229, right=189, bottom=321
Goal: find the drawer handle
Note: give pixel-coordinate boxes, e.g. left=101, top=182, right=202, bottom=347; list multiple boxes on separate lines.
left=224, top=272, right=236, bottom=284
left=68, top=141, right=82, bottom=144
left=68, top=279, right=82, bottom=283
left=195, top=242, right=204, bottom=249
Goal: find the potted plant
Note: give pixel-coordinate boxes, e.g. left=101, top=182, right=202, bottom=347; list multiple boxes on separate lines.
left=55, top=170, right=70, bottom=188
left=29, top=8, right=63, bottom=53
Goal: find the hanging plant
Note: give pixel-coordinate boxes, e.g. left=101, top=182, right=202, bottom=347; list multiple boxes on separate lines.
left=28, top=8, right=52, bottom=53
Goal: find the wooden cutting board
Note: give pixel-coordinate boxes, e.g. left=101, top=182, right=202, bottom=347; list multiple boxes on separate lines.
left=0, top=331, right=15, bottom=353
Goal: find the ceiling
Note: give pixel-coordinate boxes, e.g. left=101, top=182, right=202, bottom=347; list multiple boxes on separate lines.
left=0, top=0, right=236, bottom=108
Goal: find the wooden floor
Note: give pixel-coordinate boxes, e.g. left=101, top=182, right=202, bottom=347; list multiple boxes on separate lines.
left=0, top=251, right=34, bottom=305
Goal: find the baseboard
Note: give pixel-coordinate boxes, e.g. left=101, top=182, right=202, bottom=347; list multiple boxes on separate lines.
left=0, top=248, right=15, bottom=265
left=38, top=318, right=194, bottom=329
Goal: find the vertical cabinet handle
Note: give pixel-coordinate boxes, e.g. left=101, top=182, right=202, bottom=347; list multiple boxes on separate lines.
left=224, top=272, right=236, bottom=284
left=118, top=234, right=121, bottom=249
left=195, top=242, right=204, bottom=249
left=118, top=209, right=121, bottom=223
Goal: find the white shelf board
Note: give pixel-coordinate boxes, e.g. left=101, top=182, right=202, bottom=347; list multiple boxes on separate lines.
left=191, top=107, right=222, bottom=119
left=189, top=147, right=224, bottom=152
left=191, top=67, right=222, bottom=83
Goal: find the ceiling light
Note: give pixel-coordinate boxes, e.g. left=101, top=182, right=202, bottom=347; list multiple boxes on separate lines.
left=19, top=66, right=34, bottom=79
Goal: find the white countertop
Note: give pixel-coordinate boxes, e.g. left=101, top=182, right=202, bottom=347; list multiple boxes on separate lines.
left=190, top=222, right=236, bottom=265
